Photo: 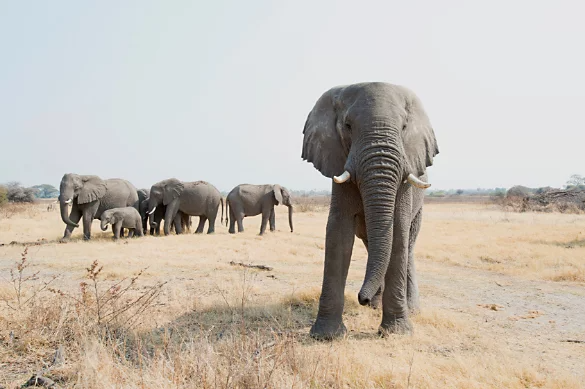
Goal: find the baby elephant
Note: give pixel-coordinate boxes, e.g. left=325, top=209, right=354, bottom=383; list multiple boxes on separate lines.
left=100, top=207, right=144, bottom=239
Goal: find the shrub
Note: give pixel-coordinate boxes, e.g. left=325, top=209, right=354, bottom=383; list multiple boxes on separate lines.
left=4, top=181, right=37, bottom=203
left=0, top=185, right=7, bottom=206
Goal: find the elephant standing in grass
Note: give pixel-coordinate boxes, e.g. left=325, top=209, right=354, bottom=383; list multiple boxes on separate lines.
left=137, top=188, right=150, bottom=233
left=226, top=184, right=293, bottom=235
left=100, top=207, right=144, bottom=239
left=139, top=198, right=191, bottom=236
left=147, top=179, right=223, bottom=235
left=59, top=174, right=139, bottom=241
left=301, top=82, right=439, bottom=339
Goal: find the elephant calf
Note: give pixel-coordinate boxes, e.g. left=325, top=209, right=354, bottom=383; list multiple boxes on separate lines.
left=100, top=207, right=144, bottom=239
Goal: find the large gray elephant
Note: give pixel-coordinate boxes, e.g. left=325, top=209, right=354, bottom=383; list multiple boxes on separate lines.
left=147, top=179, right=223, bottom=235
left=301, top=82, right=439, bottom=340
left=225, top=184, right=293, bottom=235
left=59, top=174, right=139, bottom=241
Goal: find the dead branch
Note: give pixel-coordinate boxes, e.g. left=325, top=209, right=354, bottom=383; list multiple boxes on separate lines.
left=229, top=261, right=273, bottom=271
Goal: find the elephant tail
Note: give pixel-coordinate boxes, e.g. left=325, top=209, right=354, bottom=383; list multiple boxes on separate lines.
left=225, top=199, right=229, bottom=227
left=220, top=197, right=224, bottom=225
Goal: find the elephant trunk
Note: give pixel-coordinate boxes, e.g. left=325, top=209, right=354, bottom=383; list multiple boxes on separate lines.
left=59, top=196, right=79, bottom=228
left=100, top=219, right=109, bottom=231
left=355, top=130, right=402, bottom=306
left=288, top=205, right=294, bottom=233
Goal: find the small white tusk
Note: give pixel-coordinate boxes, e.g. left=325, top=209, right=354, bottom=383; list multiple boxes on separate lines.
left=333, top=171, right=351, bottom=184
left=65, top=199, right=72, bottom=204
left=406, top=173, right=431, bottom=189
left=148, top=206, right=157, bottom=215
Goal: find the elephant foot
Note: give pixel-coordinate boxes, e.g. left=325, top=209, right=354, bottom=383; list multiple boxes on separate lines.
left=229, top=230, right=236, bottom=234
left=379, top=315, right=413, bottom=336
left=59, top=237, right=70, bottom=243
left=83, top=235, right=91, bottom=241
left=309, top=318, right=347, bottom=341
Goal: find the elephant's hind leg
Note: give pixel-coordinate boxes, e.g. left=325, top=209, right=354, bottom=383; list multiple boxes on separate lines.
left=195, top=216, right=207, bottom=234
left=207, top=214, right=217, bottom=234
left=127, top=229, right=135, bottom=238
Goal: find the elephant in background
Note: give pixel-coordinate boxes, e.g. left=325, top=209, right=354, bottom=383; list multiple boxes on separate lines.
left=226, top=184, right=293, bottom=235
left=59, top=174, right=139, bottom=241
left=301, top=82, right=439, bottom=339
left=100, top=207, right=144, bottom=239
left=147, top=179, right=223, bottom=235
left=139, top=198, right=191, bottom=235
left=137, top=188, right=150, bottom=233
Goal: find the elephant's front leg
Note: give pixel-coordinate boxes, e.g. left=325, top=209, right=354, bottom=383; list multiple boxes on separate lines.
left=310, top=184, right=357, bottom=340
left=62, top=206, right=82, bottom=241
left=259, top=208, right=271, bottom=235
left=407, top=208, right=423, bottom=313
left=380, top=184, right=413, bottom=335
left=82, top=204, right=99, bottom=240
left=269, top=208, right=275, bottom=232
left=163, top=203, right=180, bottom=235
left=112, top=221, right=123, bottom=240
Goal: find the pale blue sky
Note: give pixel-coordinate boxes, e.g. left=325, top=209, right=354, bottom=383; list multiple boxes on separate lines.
left=1, top=1, right=583, bottom=191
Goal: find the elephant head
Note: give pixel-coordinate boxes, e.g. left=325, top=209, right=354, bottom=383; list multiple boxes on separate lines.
left=302, top=83, right=438, bottom=305
left=147, top=178, right=184, bottom=227
left=272, top=185, right=294, bottom=233
left=59, top=174, right=107, bottom=228
left=100, top=209, right=117, bottom=231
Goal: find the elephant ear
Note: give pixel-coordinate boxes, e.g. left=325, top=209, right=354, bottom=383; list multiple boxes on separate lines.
left=272, top=185, right=284, bottom=205
left=301, top=87, right=350, bottom=179
left=78, top=176, right=107, bottom=204
left=163, top=179, right=184, bottom=205
left=402, top=93, right=439, bottom=178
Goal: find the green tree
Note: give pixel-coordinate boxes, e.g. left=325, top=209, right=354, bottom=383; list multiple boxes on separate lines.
left=32, top=184, right=59, bottom=198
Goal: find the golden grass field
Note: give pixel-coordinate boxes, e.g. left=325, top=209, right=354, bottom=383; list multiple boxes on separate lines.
left=0, top=200, right=584, bottom=388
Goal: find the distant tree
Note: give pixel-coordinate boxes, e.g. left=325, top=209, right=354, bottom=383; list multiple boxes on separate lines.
left=5, top=182, right=37, bottom=203
left=32, top=184, right=59, bottom=198
left=565, top=174, right=585, bottom=189
left=455, top=189, right=464, bottom=196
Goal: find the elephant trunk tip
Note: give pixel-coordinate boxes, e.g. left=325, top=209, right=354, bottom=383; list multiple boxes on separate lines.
left=357, top=280, right=380, bottom=306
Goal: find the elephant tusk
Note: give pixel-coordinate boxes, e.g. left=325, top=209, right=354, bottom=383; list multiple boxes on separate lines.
left=406, top=173, right=431, bottom=189
left=333, top=171, right=351, bottom=184
left=65, top=199, right=72, bottom=204
left=148, top=206, right=156, bottom=215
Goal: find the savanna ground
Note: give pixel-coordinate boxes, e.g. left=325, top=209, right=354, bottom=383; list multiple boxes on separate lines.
left=0, top=198, right=584, bottom=388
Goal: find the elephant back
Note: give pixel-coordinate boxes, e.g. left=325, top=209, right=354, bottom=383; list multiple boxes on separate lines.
left=94, top=179, right=139, bottom=219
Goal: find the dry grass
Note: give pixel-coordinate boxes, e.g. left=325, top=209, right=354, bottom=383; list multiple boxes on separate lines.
left=1, top=201, right=584, bottom=388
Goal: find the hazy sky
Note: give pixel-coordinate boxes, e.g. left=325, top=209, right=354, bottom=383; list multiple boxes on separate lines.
left=1, top=1, right=583, bottom=191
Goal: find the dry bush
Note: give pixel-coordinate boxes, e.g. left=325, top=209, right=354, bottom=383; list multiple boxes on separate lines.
left=0, top=202, right=40, bottom=220
left=294, top=195, right=330, bottom=213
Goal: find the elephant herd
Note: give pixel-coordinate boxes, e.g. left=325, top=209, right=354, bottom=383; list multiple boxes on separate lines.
left=59, top=176, right=294, bottom=241
left=58, top=82, right=439, bottom=340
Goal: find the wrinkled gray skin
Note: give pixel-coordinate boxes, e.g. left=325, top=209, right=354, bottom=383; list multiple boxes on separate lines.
left=137, top=188, right=150, bottom=233
left=100, top=207, right=144, bottom=239
left=226, top=184, right=293, bottom=235
left=59, top=174, right=139, bottom=241
left=301, top=83, right=439, bottom=340
left=147, top=179, right=223, bottom=235
left=139, top=198, right=191, bottom=235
